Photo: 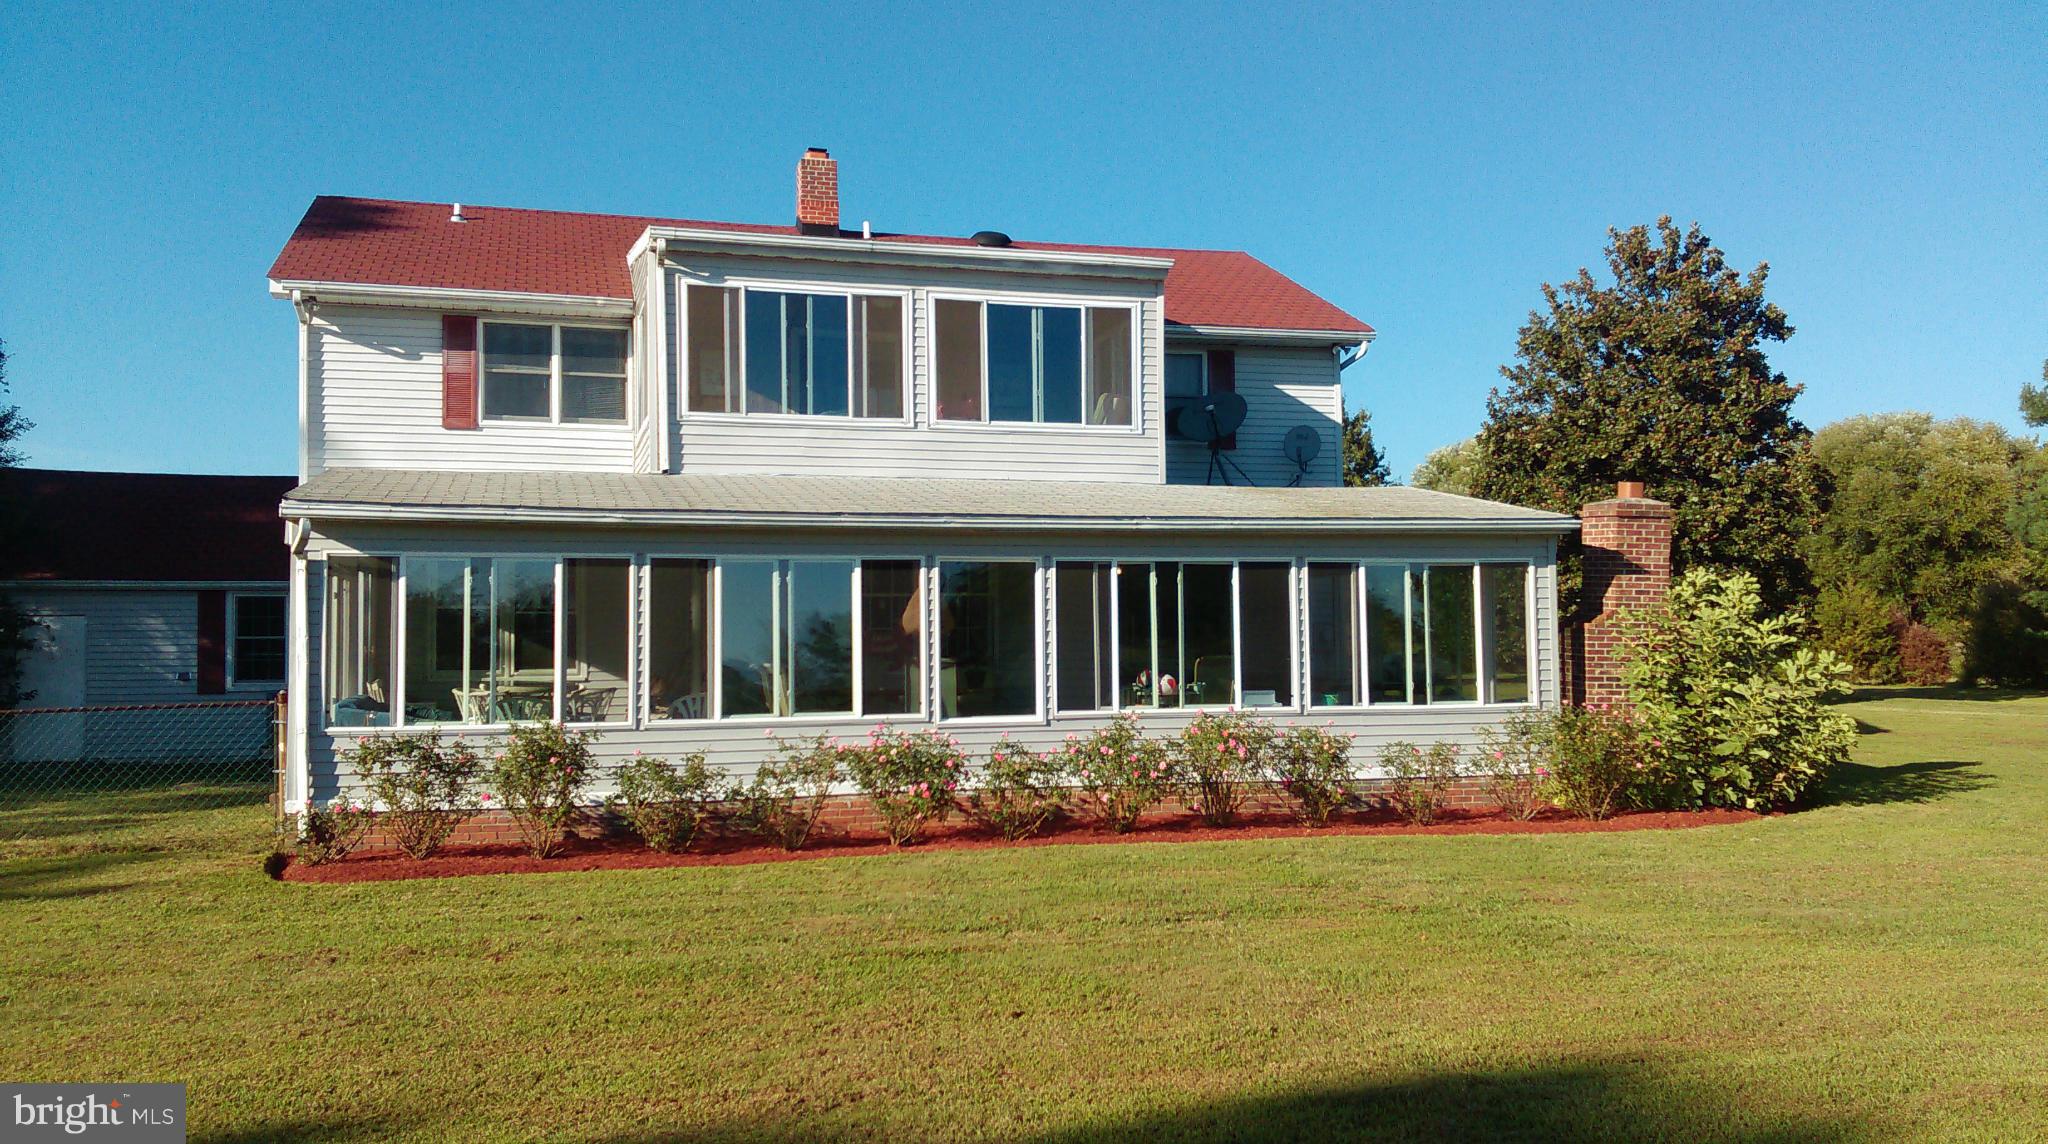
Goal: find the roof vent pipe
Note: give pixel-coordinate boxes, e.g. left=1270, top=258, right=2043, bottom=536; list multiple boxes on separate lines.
left=862, top=219, right=872, bottom=240
left=450, top=202, right=467, bottom=223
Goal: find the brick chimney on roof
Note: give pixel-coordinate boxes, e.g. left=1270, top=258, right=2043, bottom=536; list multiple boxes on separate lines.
left=797, top=148, right=839, bottom=236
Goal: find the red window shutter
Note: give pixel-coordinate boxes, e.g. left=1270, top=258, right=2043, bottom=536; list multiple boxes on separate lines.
left=1206, top=349, right=1238, bottom=450
left=442, top=315, right=480, bottom=429
left=196, top=590, right=227, bottom=695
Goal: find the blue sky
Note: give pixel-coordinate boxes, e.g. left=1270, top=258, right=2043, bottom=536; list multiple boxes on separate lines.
left=3, top=0, right=2041, bottom=479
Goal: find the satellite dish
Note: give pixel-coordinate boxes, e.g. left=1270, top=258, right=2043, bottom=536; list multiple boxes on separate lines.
left=1172, top=392, right=1247, bottom=444
left=1282, top=425, right=1323, bottom=487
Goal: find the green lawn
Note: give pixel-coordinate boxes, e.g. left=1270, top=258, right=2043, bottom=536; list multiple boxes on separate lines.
left=3, top=689, right=2045, bottom=1142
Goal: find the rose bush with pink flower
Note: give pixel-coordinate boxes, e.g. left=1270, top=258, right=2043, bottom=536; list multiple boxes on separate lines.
left=486, top=721, right=599, bottom=858
left=845, top=727, right=963, bottom=846
left=1171, top=710, right=1276, bottom=826
left=965, top=737, right=1068, bottom=841
left=1064, top=713, right=1175, bottom=833
left=1270, top=724, right=1357, bottom=826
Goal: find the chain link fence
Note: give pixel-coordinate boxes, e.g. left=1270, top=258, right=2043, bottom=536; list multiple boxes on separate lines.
left=0, top=697, right=282, bottom=845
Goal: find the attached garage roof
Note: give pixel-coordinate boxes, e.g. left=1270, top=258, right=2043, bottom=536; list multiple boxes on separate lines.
left=267, top=196, right=1374, bottom=337
left=283, top=470, right=1575, bottom=534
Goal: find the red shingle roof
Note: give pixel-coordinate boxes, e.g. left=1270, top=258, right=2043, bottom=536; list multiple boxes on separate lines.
left=267, top=196, right=1372, bottom=336
left=0, top=470, right=294, bottom=583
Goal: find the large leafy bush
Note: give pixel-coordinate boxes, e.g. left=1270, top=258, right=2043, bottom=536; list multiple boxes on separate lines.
left=1539, top=706, right=1648, bottom=820
left=347, top=730, right=481, bottom=859
left=1623, top=569, right=1856, bottom=809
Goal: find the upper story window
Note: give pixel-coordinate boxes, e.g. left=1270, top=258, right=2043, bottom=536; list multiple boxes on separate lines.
left=683, top=284, right=906, bottom=418
left=1165, top=351, right=1207, bottom=398
left=481, top=322, right=628, bottom=425
left=934, top=300, right=1134, bottom=426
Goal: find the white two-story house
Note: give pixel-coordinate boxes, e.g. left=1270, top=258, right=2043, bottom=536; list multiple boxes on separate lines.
left=268, top=149, right=1575, bottom=811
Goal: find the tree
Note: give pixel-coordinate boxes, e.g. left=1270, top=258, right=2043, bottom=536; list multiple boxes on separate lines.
left=0, top=337, right=34, bottom=706
left=1339, top=406, right=1390, bottom=487
left=1472, top=218, right=1825, bottom=609
left=1807, top=413, right=2026, bottom=630
left=2022, top=359, right=2048, bottom=428
left=1410, top=438, right=1480, bottom=496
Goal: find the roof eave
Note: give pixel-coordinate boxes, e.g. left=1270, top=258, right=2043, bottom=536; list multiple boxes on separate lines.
left=1165, top=324, right=1376, bottom=347
left=640, top=226, right=1175, bottom=281
left=268, top=279, right=635, bottom=318
left=280, top=499, right=1579, bottom=535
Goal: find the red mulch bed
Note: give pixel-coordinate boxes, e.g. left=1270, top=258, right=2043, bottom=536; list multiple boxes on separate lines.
left=279, top=806, right=1759, bottom=885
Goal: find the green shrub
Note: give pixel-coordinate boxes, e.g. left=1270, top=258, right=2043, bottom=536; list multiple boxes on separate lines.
left=1476, top=712, right=1550, bottom=821
left=725, top=735, right=844, bottom=851
left=1961, top=579, right=2048, bottom=686
left=1896, top=618, right=1957, bottom=685
left=1379, top=741, right=1463, bottom=825
left=609, top=751, right=719, bottom=853
left=1172, top=710, right=1275, bottom=826
left=1063, top=713, right=1175, bottom=833
left=966, top=738, right=1068, bottom=842
left=1269, top=724, right=1356, bottom=826
left=1814, top=581, right=1899, bottom=683
left=1541, top=706, right=1646, bottom=820
left=1622, top=569, right=1857, bottom=810
left=846, top=727, right=964, bottom=847
left=346, top=730, right=481, bottom=859
left=296, top=795, right=373, bottom=865
left=486, top=722, right=599, bottom=858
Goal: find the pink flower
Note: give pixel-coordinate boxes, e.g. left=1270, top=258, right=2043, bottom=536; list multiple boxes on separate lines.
left=633, top=749, right=644, bottom=758
left=992, top=752, right=1005, bottom=763
left=1650, top=739, right=1664, bottom=748
left=480, top=793, right=492, bottom=803
left=944, top=780, right=957, bottom=791
left=1236, top=744, right=1248, bottom=759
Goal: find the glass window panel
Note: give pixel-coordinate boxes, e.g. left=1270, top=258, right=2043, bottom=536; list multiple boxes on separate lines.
left=1117, top=562, right=1158, bottom=708
left=686, top=284, right=737, bottom=412
left=1039, top=306, right=1083, bottom=424
left=986, top=303, right=1034, bottom=423
left=560, top=327, right=626, bottom=375
left=860, top=560, right=921, bottom=715
left=561, top=374, right=625, bottom=423
left=856, top=296, right=904, bottom=419
left=1085, top=308, right=1133, bottom=426
left=1238, top=563, right=1292, bottom=707
left=804, top=295, right=849, bottom=417
left=1425, top=564, right=1479, bottom=703
left=1485, top=564, right=1531, bottom=703
left=494, top=559, right=557, bottom=722
left=483, top=371, right=549, bottom=420
left=786, top=559, right=853, bottom=713
left=233, top=595, right=287, bottom=684
left=483, top=323, right=552, bottom=370
left=1181, top=563, right=1236, bottom=707
left=324, top=556, right=394, bottom=726
left=1364, top=566, right=1411, bottom=704
left=564, top=559, right=630, bottom=723
left=719, top=560, right=777, bottom=716
left=935, top=299, right=983, bottom=420
left=1166, top=352, right=1206, bottom=398
left=405, top=558, right=488, bottom=724
left=744, top=291, right=790, bottom=414
left=939, top=561, right=1035, bottom=718
left=1055, top=562, right=1114, bottom=711
left=1151, top=562, right=1187, bottom=707
left=1307, top=563, right=1358, bottom=707
left=648, top=559, right=712, bottom=720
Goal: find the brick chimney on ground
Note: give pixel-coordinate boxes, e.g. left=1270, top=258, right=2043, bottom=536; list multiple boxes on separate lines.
left=1567, top=481, right=1674, bottom=707
left=797, top=147, right=839, bottom=236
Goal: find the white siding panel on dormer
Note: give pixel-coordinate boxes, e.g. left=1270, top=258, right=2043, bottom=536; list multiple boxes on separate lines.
left=307, top=305, right=634, bottom=474
left=1166, top=345, right=1345, bottom=488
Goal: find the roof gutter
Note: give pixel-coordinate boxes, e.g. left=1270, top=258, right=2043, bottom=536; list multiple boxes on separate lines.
left=268, top=279, right=634, bottom=319
left=280, top=499, right=1578, bottom=535
left=1167, top=324, right=1375, bottom=348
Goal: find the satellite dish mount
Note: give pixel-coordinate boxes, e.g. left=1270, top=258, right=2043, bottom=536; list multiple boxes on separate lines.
left=1281, top=425, right=1323, bottom=487
left=1173, top=392, right=1252, bottom=486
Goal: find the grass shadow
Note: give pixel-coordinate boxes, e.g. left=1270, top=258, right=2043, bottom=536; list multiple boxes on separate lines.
left=1845, top=685, right=2046, bottom=704
left=0, top=850, right=163, bottom=901
left=597, top=1059, right=1870, bottom=1143
left=1813, top=760, right=1992, bottom=808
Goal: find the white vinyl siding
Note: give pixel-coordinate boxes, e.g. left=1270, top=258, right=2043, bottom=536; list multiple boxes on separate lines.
left=1165, top=345, right=1345, bottom=487
left=306, top=305, right=634, bottom=474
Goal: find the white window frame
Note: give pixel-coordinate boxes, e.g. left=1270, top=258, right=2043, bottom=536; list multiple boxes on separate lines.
left=928, top=291, right=1144, bottom=433
left=479, top=320, right=631, bottom=427
left=707, top=555, right=929, bottom=722
left=318, top=551, right=401, bottom=730
left=934, top=556, right=1046, bottom=724
left=1050, top=558, right=1300, bottom=717
left=675, top=275, right=915, bottom=425
left=1351, top=559, right=1538, bottom=710
left=226, top=591, right=288, bottom=691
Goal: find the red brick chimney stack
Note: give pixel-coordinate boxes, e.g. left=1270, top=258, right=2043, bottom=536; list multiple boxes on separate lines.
left=797, top=148, right=839, bottom=236
left=1569, top=481, right=1674, bottom=707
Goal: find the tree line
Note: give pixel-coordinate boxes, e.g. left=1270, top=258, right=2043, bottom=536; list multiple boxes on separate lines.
left=1346, top=220, right=2047, bottom=686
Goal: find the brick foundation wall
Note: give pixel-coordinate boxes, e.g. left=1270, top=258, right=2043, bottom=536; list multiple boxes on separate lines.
left=1569, top=482, right=1674, bottom=707
left=352, top=777, right=1510, bottom=851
